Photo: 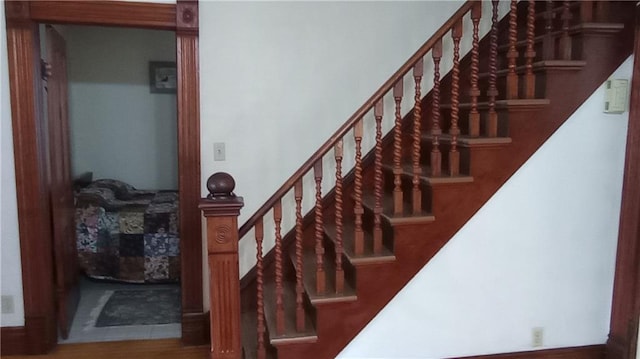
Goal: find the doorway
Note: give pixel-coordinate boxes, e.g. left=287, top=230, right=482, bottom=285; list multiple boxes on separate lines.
left=4, top=1, right=205, bottom=354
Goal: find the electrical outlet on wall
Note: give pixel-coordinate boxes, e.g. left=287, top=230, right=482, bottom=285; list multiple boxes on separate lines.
left=532, top=327, right=544, bottom=347
left=1, top=295, right=15, bottom=314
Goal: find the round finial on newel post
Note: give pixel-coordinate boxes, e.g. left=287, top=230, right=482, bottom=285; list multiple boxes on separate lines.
left=206, top=172, right=236, bottom=199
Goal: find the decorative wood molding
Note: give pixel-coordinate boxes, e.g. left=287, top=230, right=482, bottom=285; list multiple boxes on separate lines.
left=29, top=1, right=176, bottom=30
left=200, top=173, right=244, bottom=359
left=459, top=344, right=605, bottom=359
left=607, top=4, right=640, bottom=359
left=0, top=326, right=27, bottom=356
left=4, top=0, right=204, bottom=353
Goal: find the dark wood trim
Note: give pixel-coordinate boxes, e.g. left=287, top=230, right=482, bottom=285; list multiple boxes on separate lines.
left=459, top=345, right=605, bottom=359
left=3, top=0, right=204, bottom=353
left=29, top=1, right=176, bottom=30
left=175, top=0, right=204, bottom=346
left=607, top=4, right=640, bottom=359
left=0, top=326, right=27, bottom=356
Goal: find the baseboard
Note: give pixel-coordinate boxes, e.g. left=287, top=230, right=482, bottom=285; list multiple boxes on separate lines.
left=181, top=311, right=210, bottom=346
left=606, top=334, right=630, bottom=359
left=1, top=326, right=27, bottom=356
left=458, top=344, right=606, bottom=359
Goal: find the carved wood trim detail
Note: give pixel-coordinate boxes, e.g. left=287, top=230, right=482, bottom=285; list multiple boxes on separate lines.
left=4, top=0, right=204, bottom=353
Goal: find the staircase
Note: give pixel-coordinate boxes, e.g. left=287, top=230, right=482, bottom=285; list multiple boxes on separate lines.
left=202, top=1, right=636, bottom=358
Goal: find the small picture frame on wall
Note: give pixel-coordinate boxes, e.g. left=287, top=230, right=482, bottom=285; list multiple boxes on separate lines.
left=149, top=61, right=177, bottom=93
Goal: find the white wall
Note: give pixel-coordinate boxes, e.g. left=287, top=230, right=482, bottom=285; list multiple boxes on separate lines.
left=338, top=56, right=634, bottom=359
left=66, top=26, right=178, bottom=190
left=0, top=4, right=25, bottom=327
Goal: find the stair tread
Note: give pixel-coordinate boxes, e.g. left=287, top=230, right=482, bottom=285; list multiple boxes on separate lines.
left=324, top=222, right=396, bottom=265
left=442, top=98, right=550, bottom=111
left=421, top=134, right=513, bottom=148
left=570, top=22, right=625, bottom=34
left=479, top=60, right=587, bottom=78
left=382, top=163, right=474, bottom=185
left=288, top=249, right=357, bottom=304
left=359, top=193, right=436, bottom=226
left=264, top=281, right=317, bottom=345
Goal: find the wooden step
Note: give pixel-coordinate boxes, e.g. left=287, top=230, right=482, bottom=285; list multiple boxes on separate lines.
left=358, top=193, right=435, bottom=226
left=442, top=99, right=550, bottom=111
left=382, top=163, right=473, bottom=185
left=324, top=222, right=396, bottom=265
left=287, top=249, right=357, bottom=305
left=421, top=134, right=513, bottom=149
left=478, top=60, right=587, bottom=79
left=570, top=22, right=625, bottom=35
left=264, top=281, right=317, bottom=345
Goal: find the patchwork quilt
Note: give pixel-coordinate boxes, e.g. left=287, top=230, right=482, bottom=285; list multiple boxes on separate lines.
left=75, top=180, right=180, bottom=283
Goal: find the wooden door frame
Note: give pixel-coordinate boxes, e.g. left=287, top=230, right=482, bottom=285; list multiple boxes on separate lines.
left=607, top=4, right=640, bottom=359
left=3, top=0, right=205, bottom=354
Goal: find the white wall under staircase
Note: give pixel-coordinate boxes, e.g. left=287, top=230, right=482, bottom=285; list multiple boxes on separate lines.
left=338, top=56, right=633, bottom=359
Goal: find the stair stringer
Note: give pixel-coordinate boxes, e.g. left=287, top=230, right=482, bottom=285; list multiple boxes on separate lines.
left=267, top=8, right=637, bottom=359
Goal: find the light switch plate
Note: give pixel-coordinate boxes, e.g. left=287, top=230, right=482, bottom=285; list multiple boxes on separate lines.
left=1, top=295, right=15, bottom=314
left=214, top=142, right=225, bottom=161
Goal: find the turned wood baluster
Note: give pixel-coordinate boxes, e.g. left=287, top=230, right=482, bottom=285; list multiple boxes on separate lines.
left=255, top=217, right=266, bottom=359
left=506, top=0, right=519, bottom=100
left=595, top=2, right=609, bottom=23
left=487, top=0, right=499, bottom=138
left=353, top=119, right=364, bottom=255
left=542, top=0, right=556, bottom=60
left=580, top=1, right=594, bottom=23
left=559, top=1, right=572, bottom=60
left=314, top=161, right=325, bottom=295
left=523, top=0, right=536, bottom=99
left=412, top=59, right=423, bottom=214
left=449, top=21, right=462, bottom=177
left=431, top=39, right=443, bottom=176
left=468, top=3, right=481, bottom=137
left=374, top=101, right=383, bottom=254
left=334, top=140, right=344, bottom=293
left=393, top=81, right=403, bottom=215
left=294, top=181, right=304, bottom=331
left=274, top=200, right=284, bottom=335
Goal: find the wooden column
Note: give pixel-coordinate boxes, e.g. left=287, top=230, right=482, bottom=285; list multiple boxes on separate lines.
left=200, top=173, right=244, bottom=359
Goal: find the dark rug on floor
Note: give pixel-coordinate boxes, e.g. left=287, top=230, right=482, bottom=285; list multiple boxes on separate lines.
left=95, top=288, right=181, bottom=327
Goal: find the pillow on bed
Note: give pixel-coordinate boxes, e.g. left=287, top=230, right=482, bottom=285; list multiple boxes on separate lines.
left=88, top=179, right=137, bottom=200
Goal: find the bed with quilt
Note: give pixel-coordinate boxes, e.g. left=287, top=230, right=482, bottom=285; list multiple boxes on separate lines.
left=75, top=179, right=180, bottom=283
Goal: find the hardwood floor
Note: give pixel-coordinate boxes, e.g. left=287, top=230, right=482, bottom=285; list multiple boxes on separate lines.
left=4, top=339, right=209, bottom=359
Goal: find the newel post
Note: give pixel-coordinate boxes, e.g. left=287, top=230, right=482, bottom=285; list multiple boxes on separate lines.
left=199, top=173, right=244, bottom=359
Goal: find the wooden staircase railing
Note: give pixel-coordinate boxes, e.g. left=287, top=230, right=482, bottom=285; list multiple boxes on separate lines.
left=200, top=1, right=618, bottom=358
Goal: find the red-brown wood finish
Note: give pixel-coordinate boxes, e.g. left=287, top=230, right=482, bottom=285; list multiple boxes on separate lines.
left=29, top=1, right=176, bottom=30
left=176, top=0, right=206, bottom=346
left=431, top=39, right=443, bottom=175
left=373, top=101, right=384, bottom=254
left=239, top=1, right=636, bottom=358
left=543, top=1, right=555, bottom=60
left=313, top=161, right=326, bottom=295
left=487, top=0, right=499, bottom=137
left=449, top=20, right=462, bottom=176
left=523, top=0, right=536, bottom=99
left=412, top=58, right=423, bottom=210
left=559, top=1, right=572, bottom=60
left=5, top=2, right=58, bottom=354
left=468, top=2, right=481, bottom=137
left=460, top=344, right=606, bottom=359
left=3, top=1, right=206, bottom=354
left=607, top=4, right=640, bottom=359
left=200, top=184, right=244, bottom=359
left=506, top=0, right=519, bottom=99
left=45, top=25, right=79, bottom=340
left=353, top=118, right=365, bottom=255
left=393, top=81, right=404, bottom=214
left=334, top=141, right=345, bottom=293
left=294, top=181, right=305, bottom=329
left=274, top=200, right=285, bottom=335
left=255, top=218, right=266, bottom=359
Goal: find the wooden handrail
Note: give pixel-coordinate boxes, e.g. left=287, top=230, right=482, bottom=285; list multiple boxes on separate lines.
left=238, top=0, right=476, bottom=238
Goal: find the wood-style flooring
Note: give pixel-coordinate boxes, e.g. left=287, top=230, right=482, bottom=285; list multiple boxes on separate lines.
left=5, top=339, right=210, bottom=359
